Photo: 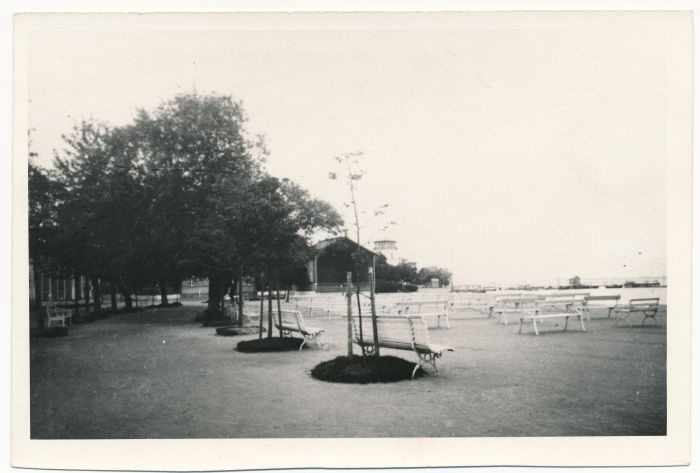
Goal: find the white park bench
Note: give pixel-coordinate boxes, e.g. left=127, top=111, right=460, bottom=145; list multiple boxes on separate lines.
left=394, top=300, right=450, bottom=328
left=582, top=295, right=621, bottom=319
left=351, top=314, right=454, bottom=378
left=273, top=310, right=325, bottom=350
left=614, top=298, right=660, bottom=327
left=537, top=292, right=590, bottom=300
left=493, top=296, right=541, bottom=325
left=289, top=296, right=338, bottom=319
left=518, top=298, right=586, bottom=336
left=45, top=303, right=73, bottom=328
left=448, top=295, right=492, bottom=316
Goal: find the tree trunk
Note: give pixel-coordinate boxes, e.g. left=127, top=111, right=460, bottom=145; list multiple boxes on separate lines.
left=267, top=281, right=273, bottom=339
left=110, top=282, right=118, bottom=312
left=159, top=281, right=169, bottom=306
left=91, top=276, right=102, bottom=315
left=276, top=273, right=283, bottom=339
left=369, top=267, right=380, bottom=357
left=74, top=275, right=81, bottom=318
left=355, top=285, right=365, bottom=357
left=346, top=272, right=353, bottom=356
left=237, top=268, right=244, bottom=327
left=206, top=274, right=228, bottom=319
left=229, top=275, right=238, bottom=321
left=258, top=276, right=264, bottom=342
left=120, top=284, right=133, bottom=312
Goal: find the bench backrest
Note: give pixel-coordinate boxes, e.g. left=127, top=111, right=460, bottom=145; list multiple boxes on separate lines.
left=399, top=300, right=447, bottom=306
left=584, top=295, right=621, bottom=302
left=351, top=314, right=430, bottom=350
left=629, top=298, right=660, bottom=308
left=276, top=310, right=305, bottom=331
left=45, top=304, right=60, bottom=318
left=395, top=301, right=447, bottom=314
left=536, top=298, right=583, bottom=312
left=495, top=297, right=540, bottom=305
left=538, top=292, right=590, bottom=299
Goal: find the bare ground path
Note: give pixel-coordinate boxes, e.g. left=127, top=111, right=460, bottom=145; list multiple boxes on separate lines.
left=30, top=304, right=666, bottom=438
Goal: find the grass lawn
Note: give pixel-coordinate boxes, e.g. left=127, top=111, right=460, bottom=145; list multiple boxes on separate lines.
left=30, top=302, right=666, bottom=438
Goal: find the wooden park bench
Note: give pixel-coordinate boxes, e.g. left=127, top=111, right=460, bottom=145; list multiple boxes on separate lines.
left=274, top=310, right=326, bottom=350
left=394, top=300, right=450, bottom=328
left=581, top=295, right=621, bottom=319
left=351, top=314, right=454, bottom=378
left=45, top=303, right=73, bottom=328
left=614, top=298, right=660, bottom=327
left=518, top=298, right=585, bottom=336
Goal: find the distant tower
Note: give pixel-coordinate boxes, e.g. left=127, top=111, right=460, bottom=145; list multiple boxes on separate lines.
left=373, top=239, right=399, bottom=265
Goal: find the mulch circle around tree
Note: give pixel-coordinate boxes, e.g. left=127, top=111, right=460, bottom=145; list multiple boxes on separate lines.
left=310, top=355, right=425, bottom=383
left=30, top=327, right=69, bottom=338
left=202, top=320, right=236, bottom=328
left=236, top=337, right=306, bottom=352
left=215, top=326, right=260, bottom=336
left=154, top=301, right=183, bottom=309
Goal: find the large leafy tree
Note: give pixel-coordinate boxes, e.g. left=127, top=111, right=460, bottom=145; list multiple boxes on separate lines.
left=131, top=93, right=266, bottom=316
left=51, top=120, right=150, bottom=312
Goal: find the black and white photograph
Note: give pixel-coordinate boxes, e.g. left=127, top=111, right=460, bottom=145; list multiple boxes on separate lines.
left=11, top=9, right=692, bottom=470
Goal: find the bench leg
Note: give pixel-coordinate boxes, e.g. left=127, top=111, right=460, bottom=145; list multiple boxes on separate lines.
left=579, top=314, right=586, bottom=331
left=415, top=352, right=440, bottom=376
left=564, top=316, right=569, bottom=331
left=607, top=307, right=613, bottom=318
left=642, top=315, right=657, bottom=327
left=518, top=318, right=524, bottom=334
left=411, top=364, right=420, bottom=379
left=299, top=338, right=307, bottom=351
left=532, top=317, right=539, bottom=336
left=315, top=334, right=326, bottom=349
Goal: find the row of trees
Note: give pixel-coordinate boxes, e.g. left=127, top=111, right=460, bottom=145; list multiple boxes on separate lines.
left=29, top=93, right=343, bottom=319
left=375, top=259, right=452, bottom=289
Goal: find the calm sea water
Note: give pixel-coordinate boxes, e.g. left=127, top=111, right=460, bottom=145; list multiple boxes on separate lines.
left=523, top=286, right=667, bottom=305
left=419, top=286, right=667, bottom=305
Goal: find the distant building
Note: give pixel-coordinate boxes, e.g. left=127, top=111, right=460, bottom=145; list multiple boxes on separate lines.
left=373, top=239, right=399, bottom=265
left=398, top=258, right=417, bottom=268
left=430, top=277, right=440, bottom=288
left=307, top=237, right=379, bottom=292
left=569, top=275, right=582, bottom=288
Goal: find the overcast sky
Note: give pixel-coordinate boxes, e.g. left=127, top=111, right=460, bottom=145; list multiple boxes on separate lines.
left=25, top=13, right=676, bottom=285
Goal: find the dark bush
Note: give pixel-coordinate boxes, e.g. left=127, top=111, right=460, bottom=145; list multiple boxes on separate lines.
left=375, top=279, right=400, bottom=293
left=400, top=283, right=419, bottom=292
left=375, top=279, right=419, bottom=293
left=215, top=326, right=260, bottom=336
